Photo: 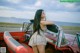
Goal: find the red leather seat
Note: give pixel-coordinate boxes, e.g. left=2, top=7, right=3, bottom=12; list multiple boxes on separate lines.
left=4, top=31, right=28, bottom=53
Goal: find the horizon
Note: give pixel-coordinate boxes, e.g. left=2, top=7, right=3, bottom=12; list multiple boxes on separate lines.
left=0, top=0, right=80, bottom=23
left=0, top=17, right=80, bottom=27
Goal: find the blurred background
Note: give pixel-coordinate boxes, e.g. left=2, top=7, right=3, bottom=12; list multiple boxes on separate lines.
left=0, top=0, right=80, bottom=35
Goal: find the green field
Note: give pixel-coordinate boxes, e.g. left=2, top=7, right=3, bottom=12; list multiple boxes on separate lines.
left=0, top=22, right=80, bottom=35
left=62, top=26, right=80, bottom=30
left=0, top=22, right=22, bottom=28
left=62, top=26, right=80, bottom=35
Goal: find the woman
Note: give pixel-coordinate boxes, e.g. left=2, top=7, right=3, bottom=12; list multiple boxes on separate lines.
left=29, top=9, right=53, bottom=53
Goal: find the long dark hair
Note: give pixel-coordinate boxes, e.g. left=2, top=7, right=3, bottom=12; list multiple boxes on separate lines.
left=33, top=9, right=43, bottom=35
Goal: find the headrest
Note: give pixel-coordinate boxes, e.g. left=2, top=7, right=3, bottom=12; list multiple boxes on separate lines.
left=47, top=24, right=59, bottom=33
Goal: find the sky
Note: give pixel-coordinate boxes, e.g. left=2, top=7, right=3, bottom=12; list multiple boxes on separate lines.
left=0, top=0, right=80, bottom=23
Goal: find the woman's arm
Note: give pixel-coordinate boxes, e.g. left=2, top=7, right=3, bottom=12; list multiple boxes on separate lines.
left=40, top=21, right=54, bottom=25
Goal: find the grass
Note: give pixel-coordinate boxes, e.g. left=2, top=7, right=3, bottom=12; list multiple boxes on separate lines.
left=0, top=22, right=23, bottom=28
left=0, top=22, right=80, bottom=34
left=62, top=26, right=80, bottom=30
left=61, top=26, right=80, bottom=35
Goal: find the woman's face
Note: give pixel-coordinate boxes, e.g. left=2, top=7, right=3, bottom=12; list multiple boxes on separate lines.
left=41, top=11, right=46, bottom=19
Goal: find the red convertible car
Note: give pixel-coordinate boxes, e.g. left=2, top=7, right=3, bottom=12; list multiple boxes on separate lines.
left=0, top=20, right=80, bottom=53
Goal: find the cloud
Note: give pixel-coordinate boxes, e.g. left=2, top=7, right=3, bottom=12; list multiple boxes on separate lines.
left=34, top=0, right=42, bottom=7
left=21, top=5, right=39, bottom=11
left=59, top=2, right=80, bottom=12
left=20, top=0, right=43, bottom=11
left=0, top=8, right=80, bottom=23
left=64, top=3, right=75, bottom=9
left=0, top=6, right=16, bottom=10
left=38, top=0, right=80, bottom=12
left=0, top=9, right=35, bottom=19
left=46, top=11, right=80, bottom=23
left=0, top=0, right=80, bottom=12
left=0, top=0, right=80, bottom=23
left=7, top=0, right=22, bottom=4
